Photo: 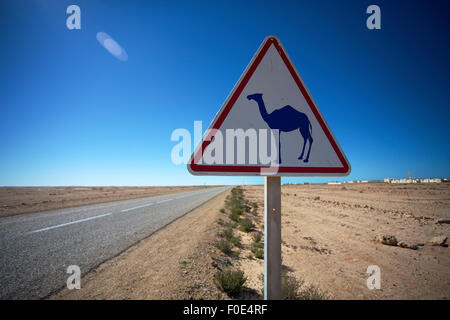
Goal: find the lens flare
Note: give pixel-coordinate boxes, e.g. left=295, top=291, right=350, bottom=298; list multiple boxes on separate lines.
left=96, top=32, right=128, bottom=61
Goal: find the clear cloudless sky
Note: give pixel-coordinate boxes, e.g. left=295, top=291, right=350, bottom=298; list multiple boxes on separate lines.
left=0, top=0, right=449, bottom=186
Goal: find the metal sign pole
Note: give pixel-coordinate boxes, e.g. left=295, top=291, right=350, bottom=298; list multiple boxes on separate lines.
left=264, top=176, right=281, bottom=300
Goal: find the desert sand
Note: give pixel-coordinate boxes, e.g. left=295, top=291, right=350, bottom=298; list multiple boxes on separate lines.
left=239, top=183, right=450, bottom=299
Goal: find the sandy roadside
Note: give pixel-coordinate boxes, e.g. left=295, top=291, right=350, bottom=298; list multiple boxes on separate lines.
left=52, top=189, right=230, bottom=300
left=0, top=186, right=214, bottom=218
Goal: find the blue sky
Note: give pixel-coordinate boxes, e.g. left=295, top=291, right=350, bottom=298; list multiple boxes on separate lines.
left=0, top=0, right=449, bottom=186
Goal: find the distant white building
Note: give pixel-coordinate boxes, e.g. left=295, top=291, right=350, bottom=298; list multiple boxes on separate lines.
left=384, top=178, right=441, bottom=184
left=421, top=178, right=442, bottom=183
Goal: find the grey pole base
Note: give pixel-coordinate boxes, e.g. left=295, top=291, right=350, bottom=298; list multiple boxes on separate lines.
left=264, top=176, right=281, bottom=300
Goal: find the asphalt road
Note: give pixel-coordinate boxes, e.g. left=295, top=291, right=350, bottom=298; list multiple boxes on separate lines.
left=0, top=187, right=228, bottom=299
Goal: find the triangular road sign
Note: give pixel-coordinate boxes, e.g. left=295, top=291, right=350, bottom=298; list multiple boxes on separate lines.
left=188, top=36, right=350, bottom=176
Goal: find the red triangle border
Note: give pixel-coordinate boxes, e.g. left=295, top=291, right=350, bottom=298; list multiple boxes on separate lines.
left=189, top=36, right=350, bottom=176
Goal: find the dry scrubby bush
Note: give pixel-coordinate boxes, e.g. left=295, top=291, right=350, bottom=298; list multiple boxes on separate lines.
left=221, top=228, right=233, bottom=240
left=250, top=240, right=264, bottom=259
left=225, top=221, right=238, bottom=229
left=214, top=269, right=247, bottom=296
left=230, top=236, right=241, bottom=247
left=260, top=272, right=325, bottom=300
left=252, top=250, right=264, bottom=259
left=252, top=248, right=264, bottom=259
left=296, top=284, right=326, bottom=300
left=214, top=186, right=266, bottom=296
left=281, top=271, right=326, bottom=300
left=229, top=212, right=240, bottom=222
left=231, top=206, right=244, bottom=215
left=220, top=228, right=241, bottom=247
left=250, top=232, right=264, bottom=259
left=214, top=239, right=232, bottom=255
left=179, top=259, right=191, bottom=269
left=219, top=186, right=326, bottom=300
left=252, top=232, right=262, bottom=243
left=239, top=218, right=254, bottom=232
left=281, top=273, right=301, bottom=300
left=225, top=187, right=251, bottom=216
left=226, top=188, right=243, bottom=204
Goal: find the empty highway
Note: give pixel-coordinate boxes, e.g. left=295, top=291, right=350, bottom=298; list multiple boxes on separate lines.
left=0, top=187, right=228, bottom=299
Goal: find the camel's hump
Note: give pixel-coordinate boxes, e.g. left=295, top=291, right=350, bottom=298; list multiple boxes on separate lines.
left=272, top=105, right=306, bottom=117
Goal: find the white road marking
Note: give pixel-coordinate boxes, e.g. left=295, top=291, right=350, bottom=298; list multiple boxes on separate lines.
left=119, top=192, right=202, bottom=213
left=28, top=212, right=112, bottom=234
left=121, top=202, right=154, bottom=212
left=156, top=199, right=172, bottom=204
left=119, top=191, right=209, bottom=213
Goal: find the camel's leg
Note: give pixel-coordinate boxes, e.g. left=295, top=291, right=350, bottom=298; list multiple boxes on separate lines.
left=298, top=130, right=306, bottom=160
left=298, top=129, right=308, bottom=160
left=278, top=132, right=282, bottom=164
left=304, top=136, right=313, bottom=163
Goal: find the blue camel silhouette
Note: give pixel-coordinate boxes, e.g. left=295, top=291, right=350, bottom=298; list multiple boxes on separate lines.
left=247, top=93, right=313, bottom=163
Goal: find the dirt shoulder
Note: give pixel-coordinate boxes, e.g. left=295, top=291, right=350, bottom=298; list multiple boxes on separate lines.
left=52, top=189, right=229, bottom=300
left=0, top=186, right=214, bottom=218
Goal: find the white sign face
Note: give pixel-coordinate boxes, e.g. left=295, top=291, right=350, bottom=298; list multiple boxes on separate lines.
left=188, top=36, right=350, bottom=176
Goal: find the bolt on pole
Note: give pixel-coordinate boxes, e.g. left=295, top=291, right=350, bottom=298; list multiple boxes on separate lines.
left=264, top=176, right=281, bottom=300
